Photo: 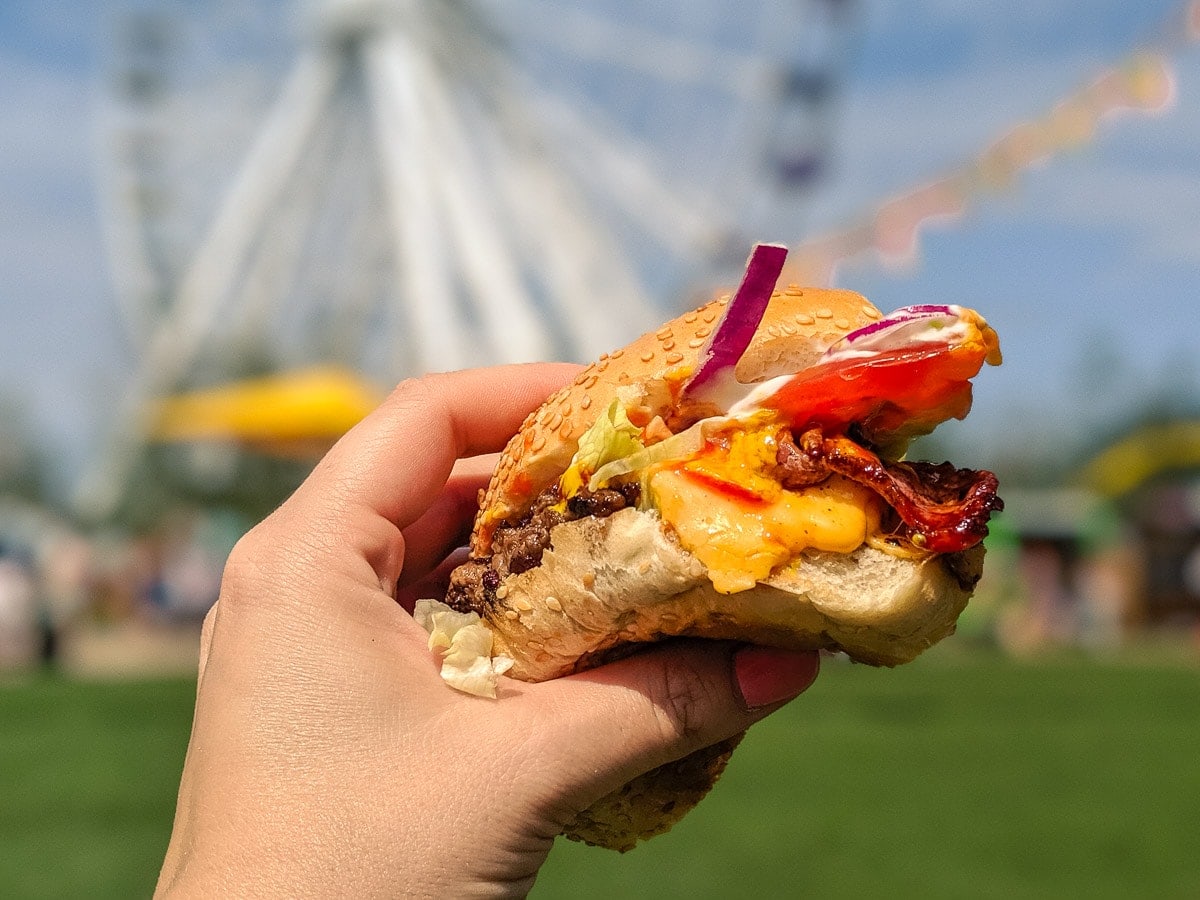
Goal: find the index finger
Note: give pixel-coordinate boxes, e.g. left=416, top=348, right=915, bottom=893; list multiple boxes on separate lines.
left=303, top=363, right=580, bottom=528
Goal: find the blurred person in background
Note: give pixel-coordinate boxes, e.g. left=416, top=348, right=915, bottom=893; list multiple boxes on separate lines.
left=34, top=526, right=97, bottom=667
left=0, top=541, right=38, bottom=668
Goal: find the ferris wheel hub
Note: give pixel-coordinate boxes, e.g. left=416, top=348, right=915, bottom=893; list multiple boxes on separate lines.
left=307, top=0, right=422, bottom=45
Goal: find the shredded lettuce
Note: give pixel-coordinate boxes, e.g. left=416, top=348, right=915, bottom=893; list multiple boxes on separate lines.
left=413, top=599, right=514, bottom=698
left=588, top=419, right=709, bottom=494
left=559, top=398, right=644, bottom=498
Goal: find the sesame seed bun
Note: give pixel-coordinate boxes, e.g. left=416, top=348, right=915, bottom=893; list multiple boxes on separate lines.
left=471, top=286, right=883, bottom=555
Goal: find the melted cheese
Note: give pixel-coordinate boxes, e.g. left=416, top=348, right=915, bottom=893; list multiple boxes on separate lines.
left=649, top=469, right=880, bottom=594
left=680, top=425, right=783, bottom=501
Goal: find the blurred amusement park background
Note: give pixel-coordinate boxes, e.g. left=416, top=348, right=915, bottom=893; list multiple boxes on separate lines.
left=3, top=0, right=1200, bottom=896
left=4, top=0, right=1200, bottom=673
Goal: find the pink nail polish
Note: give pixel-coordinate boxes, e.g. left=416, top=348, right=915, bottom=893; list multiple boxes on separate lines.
left=734, top=646, right=820, bottom=710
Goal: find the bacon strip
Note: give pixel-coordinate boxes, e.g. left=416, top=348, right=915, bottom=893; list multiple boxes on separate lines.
left=783, top=428, right=1003, bottom=553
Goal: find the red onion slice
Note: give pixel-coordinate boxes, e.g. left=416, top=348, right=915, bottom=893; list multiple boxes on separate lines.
left=681, top=243, right=787, bottom=407
left=824, top=304, right=965, bottom=362
left=842, top=305, right=955, bottom=342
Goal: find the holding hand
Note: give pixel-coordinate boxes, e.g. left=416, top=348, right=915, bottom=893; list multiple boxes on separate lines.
left=156, top=364, right=819, bottom=898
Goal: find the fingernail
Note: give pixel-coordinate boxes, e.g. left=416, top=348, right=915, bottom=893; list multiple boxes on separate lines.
left=733, top=646, right=820, bottom=710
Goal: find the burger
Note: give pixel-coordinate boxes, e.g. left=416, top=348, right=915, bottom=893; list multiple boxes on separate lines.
left=416, top=244, right=1003, bottom=850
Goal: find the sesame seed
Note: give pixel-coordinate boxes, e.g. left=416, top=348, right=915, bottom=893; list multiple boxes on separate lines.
left=640, top=350, right=655, bottom=362
left=609, top=348, right=624, bottom=359
left=815, top=307, right=834, bottom=319
left=688, top=337, right=705, bottom=348
left=504, top=609, right=519, bottom=621
left=835, top=317, right=851, bottom=330
left=531, top=434, right=546, bottom=452
left=514, top=597, right=533, bottom=612
left=666, top=351, right=683, bottom=364
left=695, top=326, right=711, bottom=338
left=661, top=338, right=675, bottom=351
left=545, top=597, right=563, bottom=612
left=796, top=313, right=815, bottom=325
left=580, top=395, right=592, bottom=410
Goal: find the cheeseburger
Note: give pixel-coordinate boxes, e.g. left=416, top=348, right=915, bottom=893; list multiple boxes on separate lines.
left=417, top=243, right=1003, bottom=850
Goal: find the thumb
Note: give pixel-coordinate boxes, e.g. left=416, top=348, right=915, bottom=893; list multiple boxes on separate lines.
left=522, top=641, right=820, bottom=813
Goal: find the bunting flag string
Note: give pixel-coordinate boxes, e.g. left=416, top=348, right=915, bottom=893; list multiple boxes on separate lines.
left=785, top=2, right=1197, bottom=285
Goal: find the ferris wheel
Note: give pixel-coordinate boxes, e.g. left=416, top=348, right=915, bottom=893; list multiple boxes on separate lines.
left=80, top=0, right=858, bottom=518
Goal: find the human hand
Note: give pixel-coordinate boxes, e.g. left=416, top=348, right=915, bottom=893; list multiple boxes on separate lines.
left=156, top=364, right=820, bottom=898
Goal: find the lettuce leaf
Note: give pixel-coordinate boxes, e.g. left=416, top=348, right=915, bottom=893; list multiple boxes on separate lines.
left=559, top=398, right=644, bottom=498
left=413, top=599, right=514, bottom=698
left=588, top=419, right=709, bottom=496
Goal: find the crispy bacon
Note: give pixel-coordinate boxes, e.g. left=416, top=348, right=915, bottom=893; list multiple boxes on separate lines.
left=783, top=428, right=1003, bottom=554
left=774, top=428, right=829, bottom=489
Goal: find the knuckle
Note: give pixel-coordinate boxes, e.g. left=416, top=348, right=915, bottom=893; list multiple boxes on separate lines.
left=220, top=527, right=258, bottom=581
left=644, top=656, right=722, bottom=748
left=389, top=372, right=446, bottom=413
left=215, top=528, right=268, bottom=606
left=219, top=519, right=309, bottom=600
left=387, top=373, right=462, bottom=450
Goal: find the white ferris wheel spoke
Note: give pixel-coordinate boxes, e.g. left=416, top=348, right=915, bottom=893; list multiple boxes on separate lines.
left=234, top=95, right=354, bottom=351
left=457, top=52, right=660, bottom=356
left=96, top=114, right=164, bottom=353
left=393, top=29, right=553, bottom=363
left=364, top=29, right=472, bottom=374
left=485, top=122, right=659, bottom=358
left=524, top=81, right=728, bottom=258
left=161, top=49, right=342, bottom=357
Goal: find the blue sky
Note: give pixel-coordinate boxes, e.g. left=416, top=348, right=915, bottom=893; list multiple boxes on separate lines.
left=814, top=1, right=1199, bottom=466
left=2, top=0, right=1198, bottom=498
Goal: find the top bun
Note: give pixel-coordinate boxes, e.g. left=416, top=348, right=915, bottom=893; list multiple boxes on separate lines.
left=472, top=286, right=885, bottom=555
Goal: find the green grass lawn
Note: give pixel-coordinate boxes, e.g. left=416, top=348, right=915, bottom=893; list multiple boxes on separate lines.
left=0, top=676, right=196, bottom=898
left=2, top=652, right=1198, bottom=898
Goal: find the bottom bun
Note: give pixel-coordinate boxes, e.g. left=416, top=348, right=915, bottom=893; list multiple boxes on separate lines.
left=476, top=507, right=982, bottom=849
left=485, top=507, right=981, bottom=678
